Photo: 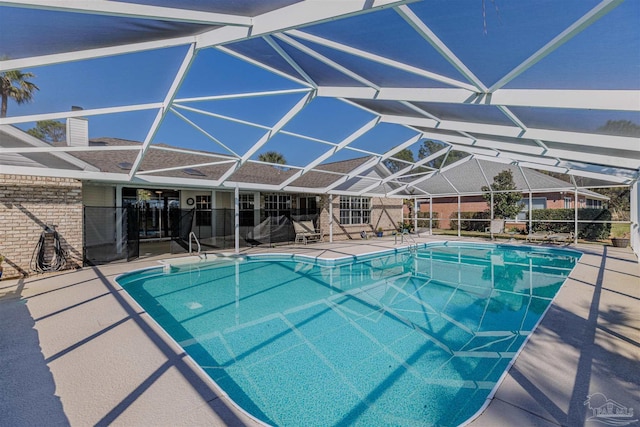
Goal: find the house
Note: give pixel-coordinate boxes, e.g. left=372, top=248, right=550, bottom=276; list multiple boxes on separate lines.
left=409, top=159, right=608, bottom=229
left=0, top=123, right=402, bottom=278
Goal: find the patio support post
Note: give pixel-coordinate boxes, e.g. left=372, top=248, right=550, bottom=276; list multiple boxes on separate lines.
left=457, top=195, right=461, bottom=237
left=211, top=190, right=218, bottom=247
left=429, top=195, right=433, bottom=235
left=116, top=185, right=123, bottom=255
left=631, top=181, right=639, bottom=258
left=529, top=191, right=532, bottom=233
left=574, top=186, right=579, bottom=244
left=253, top=191, right=260, bottom=227
left=414, top=197, right=418, bottom=233
left=235, top=185, right=239, bottom=254
left=211, top=189, right=216, bottom=235
left=490, top=191, right=494, bottom=220
left=329, top=194, right=333, bottom=243
left=490, top=191, right=494, bottom=239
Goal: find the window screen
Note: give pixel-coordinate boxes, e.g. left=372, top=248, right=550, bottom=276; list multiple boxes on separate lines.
left=196, top=195, right=211, bottom=226
left=339, top=196, right=371, bottom=225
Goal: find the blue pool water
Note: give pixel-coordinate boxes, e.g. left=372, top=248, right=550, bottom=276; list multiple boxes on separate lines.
left=117, top=242, right=580, bottom=426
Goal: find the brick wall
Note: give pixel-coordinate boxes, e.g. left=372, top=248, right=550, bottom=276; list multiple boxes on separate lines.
left=0, top=174, right=83, bottom=279
left=319, top=195, right=403, bottom=241
left=426, top=196, right=488, bottom=229
left=420, top=192, right=574, bottom=229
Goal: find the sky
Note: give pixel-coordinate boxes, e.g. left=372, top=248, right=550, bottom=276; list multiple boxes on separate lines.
left=3, top=0, right=639, bottom=168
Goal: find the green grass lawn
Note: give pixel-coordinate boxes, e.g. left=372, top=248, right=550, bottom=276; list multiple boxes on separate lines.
left=610, top=223, right=630, bottom=238
left=431, top=224, right=631, bottom=246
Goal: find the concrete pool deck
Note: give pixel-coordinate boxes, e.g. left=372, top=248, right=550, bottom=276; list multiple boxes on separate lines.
left=1, top=236, right=638, bottom=426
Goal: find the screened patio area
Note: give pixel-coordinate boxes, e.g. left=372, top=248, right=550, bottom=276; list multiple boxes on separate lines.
left=1, top=0, right=638, bottom=261
left=0, top=2, right=638, bottom=424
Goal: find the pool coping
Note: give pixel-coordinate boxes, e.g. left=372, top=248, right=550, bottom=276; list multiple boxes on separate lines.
left=131, top=238, right=583, bottom=270
left=1, top=236, right=638, bottom=426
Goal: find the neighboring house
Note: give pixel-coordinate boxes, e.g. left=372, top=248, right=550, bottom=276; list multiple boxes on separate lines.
left=0, top=123, right=402, bottom=278
left=410, top=159, right=608, bottom=229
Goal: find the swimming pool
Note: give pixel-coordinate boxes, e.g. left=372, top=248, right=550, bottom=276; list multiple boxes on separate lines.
left=117, top=242, right=580, bottom=426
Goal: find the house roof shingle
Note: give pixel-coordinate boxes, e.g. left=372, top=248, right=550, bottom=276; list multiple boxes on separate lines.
left=73, top=138, right=382, bottom=190
left=412, top=159, right=607, bottom=199
left=5, top=130, right=607, bottom=200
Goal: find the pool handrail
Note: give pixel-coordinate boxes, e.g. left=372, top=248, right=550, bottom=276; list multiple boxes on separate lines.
left=395, top=229, right=418, bottom=254
left=188, top=231, right=201, bottom=255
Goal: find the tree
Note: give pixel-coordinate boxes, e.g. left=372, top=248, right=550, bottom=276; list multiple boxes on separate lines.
left=536, top=118, right=637, bottom=219
left=258, top=151, right=286, bottom=165
left=417, top=140, right=468, bottom=168
left=383, top=148, right=414, bottom=173
left=596, top=119, right=640, bottom=137
left=382, top=140, right=470, bottom=175
left=1, top=67, right=39, bottom=118
left=418, top=140, right=445, bottom=163
left=536, top=169, right=597, bottom=187
left=482, top=170, right=524, bottom=219
left=594, top=119, right=636, bottom=221
left=27, top=120, right=66, bottom=143
left=599, top=187, right=630, bottom=221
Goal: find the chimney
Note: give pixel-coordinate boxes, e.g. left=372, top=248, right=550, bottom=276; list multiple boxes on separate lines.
left=66, top=106, right=88, bottom=146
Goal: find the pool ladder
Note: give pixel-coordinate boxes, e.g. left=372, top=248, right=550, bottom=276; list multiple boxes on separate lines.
left=189, top=232, right=204, bottom=258
left=396, top=230, right=418, bottom=256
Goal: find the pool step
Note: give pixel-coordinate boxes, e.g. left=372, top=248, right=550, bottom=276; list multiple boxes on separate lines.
left=159, top=253, right=243, bottom=272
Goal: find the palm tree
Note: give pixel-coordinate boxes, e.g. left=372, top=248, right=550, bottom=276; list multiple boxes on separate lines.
left=258, top=151, right=286, bottom=165
left=1, top=68, right=39, bottom=118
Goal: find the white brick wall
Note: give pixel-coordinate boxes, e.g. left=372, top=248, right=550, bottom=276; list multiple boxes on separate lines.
left=319, top=195, right=403, bottom=241
left=0, top=174, right=83, bottom=279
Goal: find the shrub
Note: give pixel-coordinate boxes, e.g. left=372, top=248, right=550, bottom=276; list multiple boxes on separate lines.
left=397, top=221, right=413, bottom=232
left=528, top=208, right=611, bottom=240
left=416, top=211, right=439, bottom=229
left=449, top=211, right=490, bottom=232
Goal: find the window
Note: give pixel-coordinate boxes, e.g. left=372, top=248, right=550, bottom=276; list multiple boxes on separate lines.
left=239, top=194, right=254, bottom=210
left=195, top=195, right=211, bottom=226
left=564, top=197, right=572, bottom=209
left=339, top=196, right=371, bottom=225
left=586, top=199, right=602, bottom=209
left=264, top=194, right=290, bottom=217
left=518, top=197, right=547, bottom=221
left=298, top=196, right=318, bottom=214
left=239, top=194, right=255, bottom=226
